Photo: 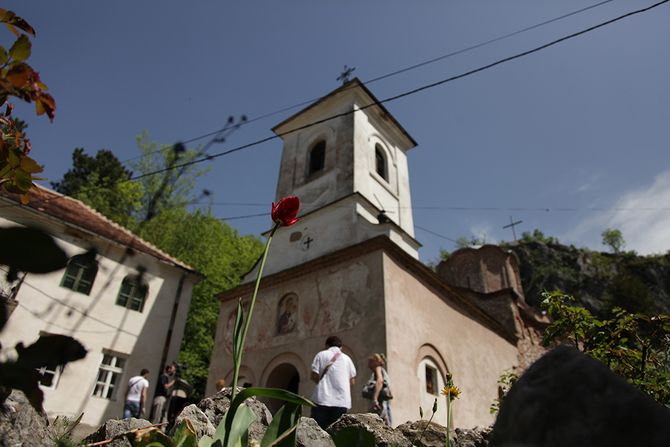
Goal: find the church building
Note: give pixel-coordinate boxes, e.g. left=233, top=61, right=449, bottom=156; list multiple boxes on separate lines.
left=207, top=79, right=545, bottom=428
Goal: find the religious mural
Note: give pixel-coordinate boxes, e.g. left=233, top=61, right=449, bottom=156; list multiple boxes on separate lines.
left=277, top=293, right=298, bottom=334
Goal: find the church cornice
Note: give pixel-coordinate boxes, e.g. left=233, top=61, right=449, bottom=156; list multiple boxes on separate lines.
left=218, top=234, right=518, bottom=344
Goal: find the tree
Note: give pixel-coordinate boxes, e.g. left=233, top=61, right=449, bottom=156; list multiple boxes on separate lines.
left=601, top=228, right=625, bottom=254
left=51, top=148, right=142, bottom=227
left=0, top=8, right=56, bottom=202
left=138, top=207, right=262, bottom=399
left=541, top=290, right=670, bottom=406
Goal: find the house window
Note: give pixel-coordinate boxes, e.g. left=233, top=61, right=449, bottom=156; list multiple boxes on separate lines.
left=92, top=352, right=126, bottom=400
left=425, top=364, right=438, bottom=395
left=375, top=144, right=388, bottom=181
left=61, top=254, right=98, bottom=295
left=37, top=365, right=62, bottom=389
left=116, top=275, right=148, bottom=312
left=308, top=140, right=326, bottom=176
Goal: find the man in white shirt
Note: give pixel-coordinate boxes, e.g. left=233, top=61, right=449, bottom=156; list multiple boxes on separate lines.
left=310, top=336, right=357, bottom=429
left=123, top=368, right=150, bottom=419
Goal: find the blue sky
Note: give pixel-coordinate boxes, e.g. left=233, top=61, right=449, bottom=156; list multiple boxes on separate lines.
left=5, top=1, right=670, bottom=262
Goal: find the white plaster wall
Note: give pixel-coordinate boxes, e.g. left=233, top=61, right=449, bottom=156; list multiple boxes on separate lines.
left=382, top=254, right=519, bottom=429
left=210, top=251, right=388, bottom=414
left=0, top=215, right=195, bottom=429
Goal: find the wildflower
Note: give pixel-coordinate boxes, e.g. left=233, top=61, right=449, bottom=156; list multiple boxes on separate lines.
left=441, top=385, right=460, bottom=401
left=271, top=196, right=300, bottom=226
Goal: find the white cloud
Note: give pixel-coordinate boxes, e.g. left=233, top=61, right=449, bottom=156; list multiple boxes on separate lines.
left=564, top=169, right=670, bottom=255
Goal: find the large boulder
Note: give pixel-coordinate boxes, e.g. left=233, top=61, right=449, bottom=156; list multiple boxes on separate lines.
left=296, top=416, right=335, bottom=447
left=0, top=390, right=51, bottom=447
left=491, top=345, right=670, bottom=447
left=173, top=404, right=215, bottom=439
left=454, top=427, right=491, bottom=447
left=396, top=420, right=448, bottom=447
left=81, top=417, right=152, bottom=447
left=328, top=413, right=411, bottom=447
left=196, top=388, right=272, bottom=443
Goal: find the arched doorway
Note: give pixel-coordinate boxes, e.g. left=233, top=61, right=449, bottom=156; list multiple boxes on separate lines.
left=264, top=363, right=300, bottom=414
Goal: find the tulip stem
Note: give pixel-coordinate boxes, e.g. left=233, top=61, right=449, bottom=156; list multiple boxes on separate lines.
left=231, top=223, right=280, bottom=400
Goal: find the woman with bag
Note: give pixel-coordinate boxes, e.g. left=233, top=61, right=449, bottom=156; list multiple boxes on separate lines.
left=363, top=353, right=392, bottom=425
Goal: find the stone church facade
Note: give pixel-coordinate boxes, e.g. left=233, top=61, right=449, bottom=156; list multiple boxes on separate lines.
left=208, top=79, right=545, bottom=428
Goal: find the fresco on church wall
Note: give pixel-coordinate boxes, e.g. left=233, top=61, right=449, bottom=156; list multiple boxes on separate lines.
left=277, top=293, right=298, bottom=334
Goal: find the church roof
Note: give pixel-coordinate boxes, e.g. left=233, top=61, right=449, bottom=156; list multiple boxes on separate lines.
left=271, top=78, right=418, bottom=148
left=0, top=185, right=199, bottom=274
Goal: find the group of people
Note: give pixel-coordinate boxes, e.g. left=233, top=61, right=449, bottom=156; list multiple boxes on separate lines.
left=124, top=336, right=392, bottom=431
left=123, top=362, right=186, bottom=425
left=310, top=335, right=392, bottom=429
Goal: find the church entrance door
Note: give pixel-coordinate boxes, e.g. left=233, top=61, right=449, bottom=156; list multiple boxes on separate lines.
left=264, top=363, right=300, bottom=414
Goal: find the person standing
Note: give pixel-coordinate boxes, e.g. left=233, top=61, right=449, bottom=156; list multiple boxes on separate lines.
left=124, top=368, right=150, bottom=419
left=365, top=353, right=392, bottom=425
left=150, top=363, right=175, bottom=423
left=310, top=336, right=356, bottom=429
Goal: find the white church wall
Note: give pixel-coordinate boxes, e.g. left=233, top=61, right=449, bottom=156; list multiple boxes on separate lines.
left=382, top=253, right=518, bottom=428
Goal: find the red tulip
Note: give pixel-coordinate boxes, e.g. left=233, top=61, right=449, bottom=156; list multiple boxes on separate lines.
left=271, top=196, right=300, bottom=227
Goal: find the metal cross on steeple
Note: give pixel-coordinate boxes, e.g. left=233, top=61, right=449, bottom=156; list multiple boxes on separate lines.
left=337, top=65, right=356, bottom=84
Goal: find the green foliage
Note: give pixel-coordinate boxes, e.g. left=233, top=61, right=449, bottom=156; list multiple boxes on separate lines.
left=138, top=207, right=263, bottom=399
left=49, top=414, right=83, bottom=447
left=51, top=148, right=142, bottom=227
left=601, top=228, right=625, bottom=254
left=520, top=229, right=559, bottom=245
left=0, top=8, right=54, bottom=201
left=541, top=290, right=670, bottom=406
left=455, top=236, right=486, bottom=249
left=489, top=369, right=519, bottom=415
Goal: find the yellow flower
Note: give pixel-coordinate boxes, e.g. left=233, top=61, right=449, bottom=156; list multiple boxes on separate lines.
left=441, top=385, right=460, bottom=400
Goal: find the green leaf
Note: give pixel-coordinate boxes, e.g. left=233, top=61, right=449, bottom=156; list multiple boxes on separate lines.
left=126, top=426, right=173, bottom=447
left=8, top=34, right=30, bottom=62
left=261, top=402, right=301, bottom=447
left=331, top=427, right=376, bottom=447
left=173, top=419, right=198, bottom=447
left=197, top=435, right=213, bottom=447
left=232, top=300, right=244, bottom=366
left=225, top=403, right=256, bottom=447
left=0, top=46, right=8, bottom=65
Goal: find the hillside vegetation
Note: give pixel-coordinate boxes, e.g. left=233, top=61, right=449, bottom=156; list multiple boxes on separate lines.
left=503, top=233, right=670, bottom=317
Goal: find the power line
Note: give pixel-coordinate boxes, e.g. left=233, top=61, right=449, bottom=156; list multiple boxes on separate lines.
left=126, top=0, right=670, bottom=183
left=4, top=0, right=667, bottom=212
left=151, top=0, right=616, bottom=151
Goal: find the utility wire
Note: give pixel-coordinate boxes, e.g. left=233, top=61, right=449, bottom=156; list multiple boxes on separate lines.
left=126, top=0, right=670, bottom=183
left=150, top=0, right=616, bottom=150
left=4, top=0, right=667, bottom=211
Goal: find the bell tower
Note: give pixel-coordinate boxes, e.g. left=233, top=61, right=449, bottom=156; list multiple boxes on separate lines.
left=252, top=79, right=420, bottom=278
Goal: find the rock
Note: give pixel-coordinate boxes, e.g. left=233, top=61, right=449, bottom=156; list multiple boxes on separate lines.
left=296, top=417, right=335, bottom=447
left=328, top=413, right=411, bottom=447
left=81, top=417, right=152, bottom=447
left=173, top=404, right=215, bottom=439
left=491, top=346, right=670, bottom=447
left=0, top=390, right=51, bottom=447
left=196, top=387, right=271, bottom=443
left=454, top=426, right=491, bottom=447
left=396, top=420, right=447, bottom=447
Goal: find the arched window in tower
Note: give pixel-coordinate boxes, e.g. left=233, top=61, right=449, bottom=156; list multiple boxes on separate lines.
left=116, top=274, right=149, bottom=312
left=375, top=144, right=388, bottom=181
left=61, top=253, right=98, bottom=295
left=308, top=140, right=326, bottom=177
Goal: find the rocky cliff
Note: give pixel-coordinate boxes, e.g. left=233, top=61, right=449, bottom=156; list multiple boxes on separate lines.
left=506, top=241, right=670, bottom=317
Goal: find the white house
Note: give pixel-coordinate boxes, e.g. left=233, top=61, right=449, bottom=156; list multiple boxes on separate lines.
left=0, top=185, right=200, bottom=430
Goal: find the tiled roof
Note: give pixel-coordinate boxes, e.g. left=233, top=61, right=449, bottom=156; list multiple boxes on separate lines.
left=0, top=185, right=199, bottom=274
